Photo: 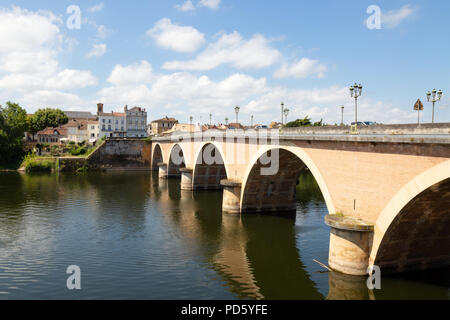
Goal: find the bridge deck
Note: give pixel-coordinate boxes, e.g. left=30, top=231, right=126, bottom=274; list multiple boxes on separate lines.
left=153, top=131, right=450, bottom=144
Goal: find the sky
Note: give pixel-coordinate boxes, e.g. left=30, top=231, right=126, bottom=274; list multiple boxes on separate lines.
left=0, top=0, right=448, bottom=125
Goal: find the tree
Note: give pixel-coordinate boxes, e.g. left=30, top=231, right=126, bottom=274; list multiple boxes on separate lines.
left=31, top=108, right=68, bottom=134
left=285, top=116, right=325, bottom=128
left=0, top=102, right=28, bottom=165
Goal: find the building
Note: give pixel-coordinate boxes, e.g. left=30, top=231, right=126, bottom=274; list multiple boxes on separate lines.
left=61, top=119, right=100, bottom=143
left=157, top=123, right=201, bottom=135
left=149, top=117, right=178, bottom=135
left=87, top=121, right=100, bottom=142
left=227, top=122, right=244, bottom=130
left=63, top=120, right=88, bottom=143
left=63, top=111, right=97, bottom=121
left=36, top=127, right=68, bottom=145
left=97, top=103, right=127, bottom=138
left=125, top=106, right=148, bottom=138
left=269, top=121, right=282, bottom=129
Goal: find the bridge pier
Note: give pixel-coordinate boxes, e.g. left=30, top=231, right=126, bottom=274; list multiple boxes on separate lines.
left=158, top=162, right=168, bottom=179
left=220, top=179, right=242, bottom=214
left=180, top=168, right=194, bottom=190
left=325, top=215, right=374, bottom=276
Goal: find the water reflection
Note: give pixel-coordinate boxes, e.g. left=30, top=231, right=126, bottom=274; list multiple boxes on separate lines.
left=0, top=171, right=448, bottom=299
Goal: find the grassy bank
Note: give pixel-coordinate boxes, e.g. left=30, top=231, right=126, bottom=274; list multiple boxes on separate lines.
left=20, top=154, right=56, bottom=173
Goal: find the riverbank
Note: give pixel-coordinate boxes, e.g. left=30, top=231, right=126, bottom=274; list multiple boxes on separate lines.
left=13, top=138, right=152, bottom=173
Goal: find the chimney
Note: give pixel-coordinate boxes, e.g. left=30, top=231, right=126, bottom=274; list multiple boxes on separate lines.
left=97, top=103, right=104, bottom=115
left=124, top=105, right=128, bottom=112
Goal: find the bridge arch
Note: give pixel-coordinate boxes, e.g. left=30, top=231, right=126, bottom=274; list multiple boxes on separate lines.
left=192, top=142, right=229, bottom=190
left=369, top=160, right=450, bottom=273
left=167, top=143, right=186, bottom=177
left=151, top=143, right=163, bottom=170
left=240, top=145, right=335, bottom=214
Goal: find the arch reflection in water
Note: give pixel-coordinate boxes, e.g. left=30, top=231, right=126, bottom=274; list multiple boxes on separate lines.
left=1, top=171, right=449, bottom=299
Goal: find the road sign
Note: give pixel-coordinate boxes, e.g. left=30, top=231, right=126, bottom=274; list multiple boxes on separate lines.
left=414, top=99, right=424, bottom=111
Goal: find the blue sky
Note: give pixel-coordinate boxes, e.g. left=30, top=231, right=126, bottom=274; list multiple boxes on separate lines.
left=0, top=0, right=448, bottom=125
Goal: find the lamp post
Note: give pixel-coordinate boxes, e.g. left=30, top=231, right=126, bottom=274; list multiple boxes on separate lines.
left=340, top=105, right=345, bottom=126
left=234, top=105, right=240, bottom=126
left=189, top=116, right=193, bottom=132
left=281, top=102, right=285, bottom=125
left=225, top=117, right=229, bottom=125
left=349, top=83, right=363, bottom=127
left=283, top=108, right=289, bottom=125
left=209, top=113, right=212, bottom=126
left=251, top=115, right=254, bottom=127
left=426, top=89, right=443, bottom=123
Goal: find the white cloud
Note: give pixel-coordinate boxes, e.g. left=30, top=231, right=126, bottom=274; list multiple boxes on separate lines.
left=274, top=58, right=327, bottom=79
left=107, top=60, right=153, bottom=86
left=0, top=7, right=61, bottom=53
left=22, top=90, right=87, bottom=110
left=87, top=43, right=107, bottom=57
left=96, top=24, right=109, bottom=39
left=88, top=3, right=105, bottom=13
left=163, top=31, right=281, bottom=71
left=45, top=69, right=97, bottom=90
left=147, top=18, right=205, bottom=53
left=198, top=0, right=221, bottom=10
left=98, top=69, right=267, bottom=118
left=0, top=7, right=97, bottom=111
left=382, top=5, right=416, bottom=28
left=99, top=60, right=416, bottom=125
left=175, top=1, right=196, bottom=12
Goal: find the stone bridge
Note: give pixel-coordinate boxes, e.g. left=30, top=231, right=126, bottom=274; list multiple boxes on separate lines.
left=150, top=126, right=450, bottom=276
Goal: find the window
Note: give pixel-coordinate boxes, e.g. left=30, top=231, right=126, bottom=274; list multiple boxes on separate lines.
left=102, top=125, right=105, bottom=130
left=108, top=125, right=111, bottom=131
left=102, top=119, right=105, bottom=123
left=108, top=119, right=111, bottom=123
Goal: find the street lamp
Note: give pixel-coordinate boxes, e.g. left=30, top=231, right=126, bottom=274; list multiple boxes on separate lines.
left=340, top=105, right=345, bottom=126
left=189, top=116, right=193, bottom=132
left=234, top=105, right=240, bottom=126
left=283, top=108, right=289, bottom=125
left=281, top=102, right=285, bottom=125
left=251, top=115, right=254, bottom=127
left=349, top=83, right=363, bottom=126
left=426, top=89, right=443, bottom=123
left=225, top=117, right=229, bottom=125
left=209, top=113, right=212, bottom=126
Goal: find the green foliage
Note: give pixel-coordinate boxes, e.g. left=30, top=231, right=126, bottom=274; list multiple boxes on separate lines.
left=70, top=146, right=87, bottom=156
left=29, top=108, right=68, bottom=134
left=285, top=116, right=324, bottom=128
left=0, top=102, right=27, bottom=165
left=21, top=154, right=55, bottom=173
left=76, top=164, right=89, bottom=174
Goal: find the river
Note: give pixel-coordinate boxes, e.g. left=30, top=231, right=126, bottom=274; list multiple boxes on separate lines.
left=0, top=171, right=449, bottom=299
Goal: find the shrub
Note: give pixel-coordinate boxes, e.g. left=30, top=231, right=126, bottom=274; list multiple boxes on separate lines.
left=70, top=146, right=87, bottom=156
left=21, top=154, right=55, bottom=173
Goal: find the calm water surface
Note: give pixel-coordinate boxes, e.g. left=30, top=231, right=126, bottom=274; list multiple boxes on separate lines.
left=0, top=171, right=449, bottom=299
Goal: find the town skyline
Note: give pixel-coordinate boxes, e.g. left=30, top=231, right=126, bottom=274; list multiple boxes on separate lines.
left=0, top=1, right=448, bottom=126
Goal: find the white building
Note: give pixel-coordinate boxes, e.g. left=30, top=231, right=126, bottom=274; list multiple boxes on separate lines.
left=97, top=103, right=127, bottom=138
left=125, top=106, right=147, bottom=138
left=62, top=119, right=100, bottom=143
left=87, top=121, right=100, bottom=143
